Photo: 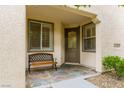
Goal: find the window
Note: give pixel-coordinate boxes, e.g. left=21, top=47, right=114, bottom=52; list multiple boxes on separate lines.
left=82, top=23, right=96, bottom=52
left=28, top=20, right=54, bottom=51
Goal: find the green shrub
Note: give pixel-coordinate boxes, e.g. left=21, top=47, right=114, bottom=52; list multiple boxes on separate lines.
left=116, top=59, right=124, bottom=77
left=102, top=56, right=121, bottom=70
left=102, top=56, right=124, bottom=78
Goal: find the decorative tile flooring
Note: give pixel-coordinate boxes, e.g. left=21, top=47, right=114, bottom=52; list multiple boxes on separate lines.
left=26, top=64, right=97, bottom=88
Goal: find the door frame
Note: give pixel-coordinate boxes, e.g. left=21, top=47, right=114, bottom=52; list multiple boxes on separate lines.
left=64, top=26, right=80, bottom=64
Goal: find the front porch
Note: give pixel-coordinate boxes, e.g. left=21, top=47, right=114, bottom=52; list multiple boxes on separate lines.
left=26, top=5, right=101, bottom=88
left=26, top=64, right=97, bottom=88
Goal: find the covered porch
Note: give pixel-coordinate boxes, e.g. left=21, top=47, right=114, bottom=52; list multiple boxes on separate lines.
left=26, top=5, right=101, bottom=88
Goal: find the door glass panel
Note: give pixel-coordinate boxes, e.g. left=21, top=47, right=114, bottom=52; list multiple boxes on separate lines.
left=68, top=31, right=77, bottom=48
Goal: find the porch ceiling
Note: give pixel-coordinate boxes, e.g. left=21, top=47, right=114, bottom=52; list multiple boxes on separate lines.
left=26, top=5, right=97, bottom=25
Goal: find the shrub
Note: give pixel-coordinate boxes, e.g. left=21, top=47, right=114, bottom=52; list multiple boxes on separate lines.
left=116, top=59, right=124, bottom=77
left=102, top=56, right=124, bottom=78
left=102, top=56, right=121, bottom=70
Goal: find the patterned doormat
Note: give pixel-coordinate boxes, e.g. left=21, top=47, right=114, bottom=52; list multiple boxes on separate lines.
left=26, top=64, right=96, bottom=88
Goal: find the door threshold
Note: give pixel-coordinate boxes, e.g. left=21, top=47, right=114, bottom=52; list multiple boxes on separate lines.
left=65, top=62, right=80, bottom=65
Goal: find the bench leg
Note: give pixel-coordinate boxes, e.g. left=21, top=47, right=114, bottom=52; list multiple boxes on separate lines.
left=28, top=64, right=30, bottom=73
left=52, top=64, right=54, bottom=69
left=55, top=64, right=57, bottom=71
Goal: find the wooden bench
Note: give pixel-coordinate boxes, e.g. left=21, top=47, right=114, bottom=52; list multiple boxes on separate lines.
left=28, top=53, right=57, bottom=73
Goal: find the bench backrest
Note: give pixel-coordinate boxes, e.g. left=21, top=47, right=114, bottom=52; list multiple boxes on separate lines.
left=29, top=53, right=54, bottom=63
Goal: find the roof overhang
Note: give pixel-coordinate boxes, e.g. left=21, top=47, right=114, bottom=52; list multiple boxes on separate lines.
left=26, top=5, right=98, bottom=26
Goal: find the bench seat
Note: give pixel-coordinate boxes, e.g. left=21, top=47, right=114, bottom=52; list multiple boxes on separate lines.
left=30, top=61, right=57, bottom=67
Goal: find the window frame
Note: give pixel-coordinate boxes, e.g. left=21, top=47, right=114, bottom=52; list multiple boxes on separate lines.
left=82, top=22, right=96, bottom=52
left=27, top=19, right=54, bottom=52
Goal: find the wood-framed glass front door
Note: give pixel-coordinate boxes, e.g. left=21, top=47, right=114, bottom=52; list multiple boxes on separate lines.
left=65, top=27, right=80, bottom=63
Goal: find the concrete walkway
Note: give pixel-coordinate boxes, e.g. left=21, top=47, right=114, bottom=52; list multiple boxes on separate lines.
left=36, top=76, right=98, bottom=88
left=52, top=77, right=98, bottom=88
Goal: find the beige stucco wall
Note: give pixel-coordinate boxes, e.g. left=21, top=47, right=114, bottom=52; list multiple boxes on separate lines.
left=80, top=52, right=96, bottom=69
left=61, top=23, right=65, bottom=65
left=81, top=5, right=124, bottom=72
left=0, top=6, right=26, bottom=87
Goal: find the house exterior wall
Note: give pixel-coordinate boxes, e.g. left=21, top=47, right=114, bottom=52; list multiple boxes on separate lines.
left=80, top=52, right=96, bottom=69
left=1, top=5, right=124, bottom=88
left=26, top=12, right=64, bottom=67
left=0, top=5, right=26, bottom=87
left=81, top=5, right=124, bottom=72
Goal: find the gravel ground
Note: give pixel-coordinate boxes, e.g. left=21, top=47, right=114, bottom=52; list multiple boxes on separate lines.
left=86, top=72, right=124, bottom=88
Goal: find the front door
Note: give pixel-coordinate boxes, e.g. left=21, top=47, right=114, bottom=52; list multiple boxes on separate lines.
left=65, top=27, right=80, bottom=63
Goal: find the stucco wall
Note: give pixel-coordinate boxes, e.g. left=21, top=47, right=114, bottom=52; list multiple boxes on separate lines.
left=99, top=6, right=124, bottom=57
left=61, top=23, right=65, bottom=65
left=80, top=52, right=96, bottom=69
left=0, top=6, right=26, bottom=87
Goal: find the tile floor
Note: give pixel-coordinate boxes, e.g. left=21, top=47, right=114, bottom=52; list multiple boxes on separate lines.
left=26, top=64, right=97, bottom=88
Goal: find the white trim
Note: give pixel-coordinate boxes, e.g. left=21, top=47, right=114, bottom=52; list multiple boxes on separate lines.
left=92, top=18, right=101, bottom=24
left=65, top=62, right=80, bottom=65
